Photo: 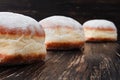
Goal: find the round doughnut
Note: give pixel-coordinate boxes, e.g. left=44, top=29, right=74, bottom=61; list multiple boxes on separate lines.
left=83, top=19, right=117, bottom=42
left=0, top=12, right=46, bottom=65
left=39, top=16, right=85, bottom=50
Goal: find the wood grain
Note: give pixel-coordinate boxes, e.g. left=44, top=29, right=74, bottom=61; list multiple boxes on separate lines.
left=0, top=43, right=119, bottom=80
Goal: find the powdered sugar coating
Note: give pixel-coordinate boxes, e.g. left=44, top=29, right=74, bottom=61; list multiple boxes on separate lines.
left=83, top=19, right=117, bottom=30
left=39, top=16, right=82, bottom=29
left=0, top=12, right=43, bottom=35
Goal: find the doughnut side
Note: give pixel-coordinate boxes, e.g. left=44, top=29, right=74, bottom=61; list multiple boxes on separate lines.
left=0, top=33, right=46, bottom=65
left=84, top=28, right=117, bottom=41
left=44, top=28, right=85, bottom=50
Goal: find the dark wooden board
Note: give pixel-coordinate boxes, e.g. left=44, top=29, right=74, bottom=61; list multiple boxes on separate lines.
left=0, top=43, right=119, bottom=80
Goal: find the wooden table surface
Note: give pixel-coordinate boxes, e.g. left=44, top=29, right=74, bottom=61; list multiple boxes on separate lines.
left=0, top=43, right=119, bottom=80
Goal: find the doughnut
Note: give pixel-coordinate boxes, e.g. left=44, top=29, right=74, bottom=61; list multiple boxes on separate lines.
left=39, top=16, right=85, bottom=50
left=83, top=19, right=117, bottom=42
left=0, top=12, right=46, bottom=65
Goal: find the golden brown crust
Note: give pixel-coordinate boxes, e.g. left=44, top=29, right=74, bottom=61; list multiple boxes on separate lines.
left=0, top=53, right=46, bottom=65
left=46, top=42, right=84, bottom=50
left=0, top=26, right=45, bottom=37
left=84, top=26, right=116, bottom=31
left=86, top=37, right=117, bottom=42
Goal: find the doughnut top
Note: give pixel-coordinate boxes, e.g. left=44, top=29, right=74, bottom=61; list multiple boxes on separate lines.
left=83, top=19, right=117, bottom=30
left=0, top=12, right=44, bottom=36
left=40, top=16, right=82, bottom=29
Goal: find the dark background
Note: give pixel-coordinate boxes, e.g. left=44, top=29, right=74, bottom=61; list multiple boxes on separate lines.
left=0, top=0, right=120, bottom=26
